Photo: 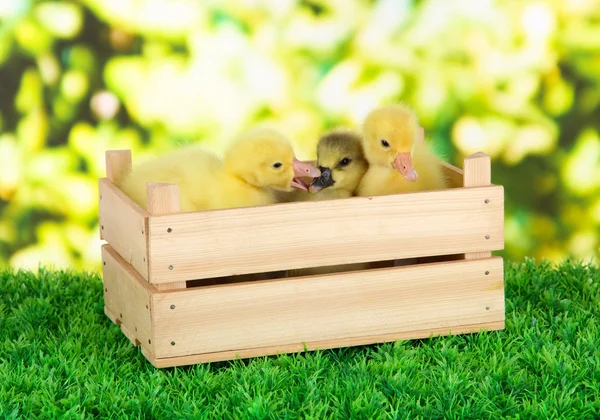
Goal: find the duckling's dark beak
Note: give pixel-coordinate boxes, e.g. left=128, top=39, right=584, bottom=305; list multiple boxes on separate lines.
left=291, top=158, right=320, bottom=191
left=309, top=167, right=334, bottom=193
left=392, top=152, right=418, bottom=182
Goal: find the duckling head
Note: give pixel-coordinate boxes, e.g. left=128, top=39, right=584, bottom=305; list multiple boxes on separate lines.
left=362, top=104, right=419, bottom=182
left=224, top=128, right=321, bottom=192
left=309, top=130, right=368, bottom=194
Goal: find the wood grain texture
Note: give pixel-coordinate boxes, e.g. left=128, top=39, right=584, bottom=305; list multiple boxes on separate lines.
left=463, top=152, right=491, bottom=188
left=148, top=186, right=504, bottom=283
left=463, top=152, right=494, bottom=260
left=145, top=320, right=504, bottom=368
left=440, top=161, right=464, bottom=189
left=105, top=150, right=132, bottom=184
left=99, top=178, right=150, bottom=280
left=146, top=182, right=181, bottom=216
left=102, top=244, right=154, bottom=355
left=146, top=182, right=186, bottom=290
left=151, top=257, right=505, bottom=358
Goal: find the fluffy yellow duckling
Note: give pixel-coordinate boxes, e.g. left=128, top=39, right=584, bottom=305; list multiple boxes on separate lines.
left=117, top=128, right=321, bottom=212
left=357, top=104, right=447, bottom=197
left=274, top=129, right=368, bottom=203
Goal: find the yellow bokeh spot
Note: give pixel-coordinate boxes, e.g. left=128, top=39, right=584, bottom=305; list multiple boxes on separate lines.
left=562, top=128, right=600, bottom=197
left=10, top=244, right=73, bottom=271
left=0, top=134, right=22, bottom=200
left=61, top=70, right=89, bottom=102
left=453, top=117, right=487, bottom=155
left=14, top=17, right=53, bottom=55
left=521, top=2, right=555, bottom=42
left=504, top=124, right=556, bottom=165
left=316, top=60, right=361, bottom=115
left=17, top=108, right=49, bottom=153
left=567, top=230, right=599, bottom=261
left=35, top=2, right=83, bottom=39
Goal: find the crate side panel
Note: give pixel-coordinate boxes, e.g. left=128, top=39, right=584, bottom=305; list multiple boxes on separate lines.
left=102, top=244, right=154, bottom=355
left=152, top=257, right=504, bottom=358
left=99, top=178, right=149, bottom=280
left=149, top=185, right=503, bottom=283
left=149, top=320, right=504, bottom=368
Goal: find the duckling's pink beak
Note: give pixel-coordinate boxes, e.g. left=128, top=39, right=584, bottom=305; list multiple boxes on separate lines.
left=393, top=152, right=418, bottom=182
left=293, top=158, right=321, bottom=178
left=290, top=158, right=320, bottom=191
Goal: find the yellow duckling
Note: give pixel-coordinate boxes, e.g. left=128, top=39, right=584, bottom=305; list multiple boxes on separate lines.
left=117, top=128, right=321, bottom=212
left=357, top=104, right=447, bottom=197
left=274, top=129, right=368, bottom=203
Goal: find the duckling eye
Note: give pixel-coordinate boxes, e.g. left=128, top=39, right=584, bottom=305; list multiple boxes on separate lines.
left=381, top=139, right=390, bottom=148
left=339, top=157, right=351, bottom=167
left=272, top=162, right=282, bottom=169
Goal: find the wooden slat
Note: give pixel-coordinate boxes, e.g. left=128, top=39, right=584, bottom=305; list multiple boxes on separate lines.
left=463, top=152, right=494, bottom=260
left=151, top=257, right=504, bottom=358
left=440, top=161, right=464, bottom=188
left=105, top=150, right=132, bottom=184
left=146, top=182, right=186, bottom=291
left=148, top=185, right=504, bottom=283
left=102, top=244, right=154, bottom=354
left=99, top=178, right=150, bottom=280
left=146, top=320, right=504, bottom=368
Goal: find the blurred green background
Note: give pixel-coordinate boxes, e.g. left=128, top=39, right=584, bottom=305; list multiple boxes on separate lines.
left=0, top=0, right=598, bottom=271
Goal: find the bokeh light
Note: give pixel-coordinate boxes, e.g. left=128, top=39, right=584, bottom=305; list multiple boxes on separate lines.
left=0, top=0, right=598, bottom=271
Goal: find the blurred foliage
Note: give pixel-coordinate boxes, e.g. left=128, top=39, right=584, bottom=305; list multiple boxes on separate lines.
left=0, top=0, right=599, bottom=271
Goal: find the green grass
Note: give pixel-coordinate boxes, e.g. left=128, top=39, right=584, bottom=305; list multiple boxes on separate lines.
left=1, top=260, right=599, bottom=419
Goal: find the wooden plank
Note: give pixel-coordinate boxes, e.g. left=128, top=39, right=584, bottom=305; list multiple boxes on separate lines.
left=145, top=320, right=504, bottom=368
left=463, top=152, right=493, bottom=260
left=151, top=257, right=504, bottom=358
left=105, top=150, right=132, bottom=184
left=146, top=182, right=186, bottom=291
left=440, top=161, right=464, bottom=188
left=148, top=185, right=504, bottom=283
left=102, top=244, right=154, bottom=355
left=99, top=178, right=150, bottom=280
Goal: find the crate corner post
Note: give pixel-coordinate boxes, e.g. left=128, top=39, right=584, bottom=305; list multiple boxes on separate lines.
left=146, top=182, right=187, bottom=291
left=105, top=149, right=132, bottom=184
left=463, top=152, right=493, bottom=260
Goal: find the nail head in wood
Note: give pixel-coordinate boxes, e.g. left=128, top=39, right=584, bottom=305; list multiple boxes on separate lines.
left=103, top=261, right=106, bottom=265
left=119, top=313, right=123, bottom=318
left=485, top=235, right=490, bottom=240
left=485, top=199, right=489, bottom=204
left=167, top=228, right=172, bottom=233
left=486, top=306, right=490, bottom=310
left=170, top=304, right=176, bottom=310
left=148, top=339, right=151, bottom=344
left=104, top=288, right=107, bottom=292
left=168, top=265, right=174, bottom=270
left=485, top=271, right=490, bottom=275
left=171, top=341, right=176, bottom=346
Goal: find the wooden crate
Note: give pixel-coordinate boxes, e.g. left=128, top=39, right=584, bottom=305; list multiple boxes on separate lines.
left=99, top=150, right=505, bottom=368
